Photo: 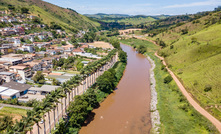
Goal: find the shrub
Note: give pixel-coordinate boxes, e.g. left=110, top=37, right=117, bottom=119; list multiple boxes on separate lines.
left=137, top=45, right=147, bottom=54
left=204, top=85, right=212, bottom=92
left=164, top=75, right=173, bottom=84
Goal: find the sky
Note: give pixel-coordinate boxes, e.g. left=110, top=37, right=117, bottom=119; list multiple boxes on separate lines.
left=43, top=0, right=221, bottom=15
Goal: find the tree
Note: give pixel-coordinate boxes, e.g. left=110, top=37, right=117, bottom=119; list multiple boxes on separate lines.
left=21, top=7, right=29, bottom=14
left=0, top=116, right=13, bottom=133
left=164, top=75, right=173, bottom=84
left=52, top=78, right=60, bottom=86
left=76, top=62, right=84, bottom=71
left=8, top=5, right=15, bottom=11
left=96, top=70, right=116, bottom=93
left=61, top=41, right=66, bottom=45
left=118, top=50, right=127, bottom=63
left=71, top=36, right=77, bottom=44
left=68, top=95, right=89, bottom=128
left=32, top=71, right=45, bottom=84
left=137, top=45, right=147, bottom=54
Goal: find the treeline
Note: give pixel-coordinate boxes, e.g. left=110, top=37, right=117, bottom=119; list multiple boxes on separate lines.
left=53, top=49, right=127, bottom=134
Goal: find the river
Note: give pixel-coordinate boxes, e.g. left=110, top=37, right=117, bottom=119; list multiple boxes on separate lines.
left=80, top=44, right=152, bottom=134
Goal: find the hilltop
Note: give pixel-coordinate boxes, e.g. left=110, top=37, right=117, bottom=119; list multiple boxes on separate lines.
left=0, top=0, right=100, bottom=32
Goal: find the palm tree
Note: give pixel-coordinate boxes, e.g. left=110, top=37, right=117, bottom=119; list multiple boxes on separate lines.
left=61, top=82, right=72, bottom=113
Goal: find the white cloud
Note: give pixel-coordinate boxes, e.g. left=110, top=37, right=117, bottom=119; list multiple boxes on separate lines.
left=164, top=0, right=221, bottom=8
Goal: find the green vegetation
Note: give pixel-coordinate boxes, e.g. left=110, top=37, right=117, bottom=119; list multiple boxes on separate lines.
left=0, top=107, right=27, bottom=117
left=52, top=56, right=76, bottom=70
left=54, top=53, right=127, bottom=133
left=150, top=10, right=221, bottom=121
left=121, top=38, right=219, bottom=134
left=85, top=13, right=169, bottom=29
left=0, top=116, right=13, bottom=133
left=0, top=0, right=100, bottom=32
left=0, top=107, right=27, bottom=133
left=32, top=71, right=45, bottom=84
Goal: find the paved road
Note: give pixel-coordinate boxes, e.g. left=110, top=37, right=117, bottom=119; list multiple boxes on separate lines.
left=134, top=36, right=221, bottom=133
left=0, top=103, right=33, bottom=110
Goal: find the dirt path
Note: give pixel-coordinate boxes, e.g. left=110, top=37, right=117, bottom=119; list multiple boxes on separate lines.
left=134, top=36, right=221, bottom=133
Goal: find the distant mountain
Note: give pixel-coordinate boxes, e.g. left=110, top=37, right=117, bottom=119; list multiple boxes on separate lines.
left=0, top=0, right=100, bottom=32
left=84, top=13, right=131, bottom=19
left=84, top=13, right=169, bottom=19
left=84, top=13, right=170, bottom=27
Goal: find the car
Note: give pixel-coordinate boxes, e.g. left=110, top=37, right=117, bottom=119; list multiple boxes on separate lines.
left=27, top=90, right=37, bottom=95
left=40, top=119, right=44, bottom=124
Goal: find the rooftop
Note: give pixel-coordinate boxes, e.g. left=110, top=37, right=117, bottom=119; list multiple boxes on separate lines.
left=0, top=86, right=8, bottom=93
left=10, top=65, right=29, bottom=70
left=0, top=88, right=19, bottom=97
left=0, top=57, right=22, bottom=62
left=0, top=72, right=14, bottom=76
left=2, top=81, right=32, bottom=91
left=29, top=85, right=60, bottom=93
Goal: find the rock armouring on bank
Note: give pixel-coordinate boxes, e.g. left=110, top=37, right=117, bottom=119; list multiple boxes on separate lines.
left=146, top=55, right=161, bottom=134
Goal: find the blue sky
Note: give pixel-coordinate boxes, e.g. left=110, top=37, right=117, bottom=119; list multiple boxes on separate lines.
left=43, top=0, right=221, bottom=15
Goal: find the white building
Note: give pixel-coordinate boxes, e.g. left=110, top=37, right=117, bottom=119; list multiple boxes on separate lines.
left=0, top=72, right=16, bottom=82
left=0, top=87, right=20, bottom=100
left=9, top=65, right=32, bottom=80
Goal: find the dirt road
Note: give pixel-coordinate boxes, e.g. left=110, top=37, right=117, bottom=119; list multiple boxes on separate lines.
left=134, top=36, right=221, bottom=133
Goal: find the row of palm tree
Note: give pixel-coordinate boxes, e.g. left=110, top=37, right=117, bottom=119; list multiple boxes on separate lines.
left=10, top=49, right=118, bottom=134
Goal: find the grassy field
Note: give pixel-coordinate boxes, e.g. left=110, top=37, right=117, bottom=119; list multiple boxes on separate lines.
left=0, top=107, right=27, bottom=121
left=121, top=38, right=219, bottom=134
left=147, top=11, right=221, bottom=121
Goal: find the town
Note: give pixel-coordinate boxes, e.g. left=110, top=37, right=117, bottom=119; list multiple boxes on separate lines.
left=0, top=7, right=114, bottom=103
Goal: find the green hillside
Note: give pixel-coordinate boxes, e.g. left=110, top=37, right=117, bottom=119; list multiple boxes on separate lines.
left=85, top=14, right=169, bottom=25
left=148, top=10, right=221, bottom=121
left=0, top=0, right=100, bottom=32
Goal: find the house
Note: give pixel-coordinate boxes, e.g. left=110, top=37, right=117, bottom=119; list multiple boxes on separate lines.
left=2, top=81, right=32, bottom=96
left=81, top=61, right=90, bottom=66
left=15, top=27, right=25, bottom=35
left=0, top=65, right=6, bottom=72
left=61, top=44, right=74, bottom=50
left=9, top=64, right=32, bottom=80
left=28, top=34, right=35, bottom=42
left=24, top=61, right=42, bottom=71
left=46, top=49, right=57, bottom=55
left=64, top=50, right=72, bottom=55
left=80, top=44, right=89, bottom=49
left=21, top=44, right=34, bottom=53
left=1, top=18, right=8, bottom=23
left=0, top=87, right=20, bottom=100
left=0, top=46, right=13, bottom=55
left=0, top=72, right=16, bottom=82
left=72, top=48, right=84, bottom=55
left=0, top=57, right=23, bottom=66
left=13, top=37, right=21, bottom=47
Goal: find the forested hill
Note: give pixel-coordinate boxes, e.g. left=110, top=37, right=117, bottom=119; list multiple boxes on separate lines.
left=0, top=0, right=100, bottom=32
left=84, top=13, right=169, bottom=30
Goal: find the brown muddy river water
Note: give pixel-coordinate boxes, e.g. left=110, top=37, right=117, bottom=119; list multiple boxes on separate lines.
left=80, top=44, right=152, bottom=134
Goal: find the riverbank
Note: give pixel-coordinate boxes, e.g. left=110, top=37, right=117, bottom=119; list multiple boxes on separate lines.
left=146, top=55, right=160, bottom=134
left=80, top=44, right=152, bottom=134
left=120, top=38, right=219, bottom=134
